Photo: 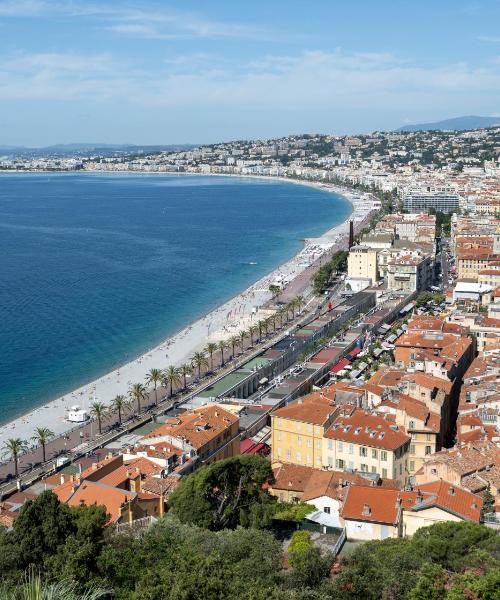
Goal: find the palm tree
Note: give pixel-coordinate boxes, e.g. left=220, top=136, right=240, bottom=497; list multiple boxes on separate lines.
left=145, top=367, right=163, bottom=405
left=229, top=335, right=239, bottom=359
left=238, top=330, right=247, bottom=353
left=90, top=401, right=108, bottom=435
left=295, top=295, right=305, bottom=314
left=217, top=339, right=228, bottom=367
left=129, top=382, right=148, bottom=415
left=191, top=351, right=208, bottom=380
left=31, top=427, right=53, bottom=463
left=4, top=568, right=107, bottom=600
left=257, top=319, right=266, bottom=340
left=287, top=299, right=297, bottom=319
left=248, top=324, right=259, bottom=346
left=278, top=305, right=288, bottom=327
left=111, top=394, right=130, bottom=425
left=163, top=365, right=181, bottom=398
left=179, top=363, right=192, bottom=390
left=1, top=438, right=28, bottom=479
left=205, top=342, right=218, bottom=372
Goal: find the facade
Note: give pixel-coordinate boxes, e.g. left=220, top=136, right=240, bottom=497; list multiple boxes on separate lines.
left=347, top=245, right=378, bottom=284
left=322, top=407, right=411, bottom=483
left=387, top=252, right=433, bottom=293
left=403, top=190, right=461, bottom=213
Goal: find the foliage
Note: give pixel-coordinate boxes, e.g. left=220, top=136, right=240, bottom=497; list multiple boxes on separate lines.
left=168, top=455, right=274, bottom=530
left=312, top=250, right=348, bottom=294
left=272, top=502, right=316, bottom=522
left=416, top=291, right=445, bottom=307
left=481, top=484, right=495, bottom=521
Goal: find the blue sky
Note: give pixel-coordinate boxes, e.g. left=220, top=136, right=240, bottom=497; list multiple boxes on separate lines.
left=0, top=0, right=499, bottom=146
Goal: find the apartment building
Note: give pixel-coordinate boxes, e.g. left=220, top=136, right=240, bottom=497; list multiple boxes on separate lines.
left=271, top=392, right=339, bottom=467
left=387, top=252, right=433, bottom=293
left=347, top=245, right=378, bottom=284
left=322, top=407, right=411, bottom=483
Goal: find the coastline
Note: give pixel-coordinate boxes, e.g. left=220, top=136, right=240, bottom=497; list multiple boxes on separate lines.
left=0, top=174, right=375, bottom=448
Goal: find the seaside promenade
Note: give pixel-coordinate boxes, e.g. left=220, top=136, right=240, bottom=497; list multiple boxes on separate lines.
left=0, top=183, right=375, bottom=487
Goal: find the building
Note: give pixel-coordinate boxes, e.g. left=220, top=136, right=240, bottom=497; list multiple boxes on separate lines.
left=403, top=190, right=461, bottom=213
left=271, top=392, right=339, bottom=467
left=387, top=252, right=433, bottom=293
left=347, top=245, right=378, bottom=285
left=323, top=407, right=411, bottom=483
left=142, top=404, right=240, bottom=464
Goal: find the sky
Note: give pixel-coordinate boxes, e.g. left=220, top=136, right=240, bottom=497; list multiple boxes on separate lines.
left=0, top=0, right=499, bottom=146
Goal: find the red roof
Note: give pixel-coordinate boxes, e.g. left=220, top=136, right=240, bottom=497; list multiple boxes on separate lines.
left=331, top=358, right=350, bottom=374
left=240, top=439, right=269, bottom=455
left=349, top=347, right=362, bottom=358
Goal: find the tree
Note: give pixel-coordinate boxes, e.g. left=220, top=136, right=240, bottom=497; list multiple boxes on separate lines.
left=145, top=368, right=163, bottom=405
left=31, top=427, right=54, bottom=463
left=111, top=394, right=130, bottom=425
left=89, top=401, right=108, bottom=435
left=169, top=455, right=274, bottom=530
left=248, top=324, right=259, bottom=346
left=129, top=382, right=148, bottom=415
left=238, top=330, right=246, bottom=353
left=163, top=366, right=181, bottom=399
left=216, top=340, right=227, bottom=367
left=204, top=342, right=218, bottom=372
left=481, top=484, right=495, bottom=521
left=295, top=295, right=305, bottom=314
left=278, top=305, right=288, bottom=327
left=257, top=319, right=266, bottom=340
left=229, top=335, right=239, bottom=359
left=2, top=438, right=28, bottom=478
left=191, top=351, right=208, bottom=380
left=268, top=284, right=281, bottom=302
left=179, top=363, right=192, bottom=390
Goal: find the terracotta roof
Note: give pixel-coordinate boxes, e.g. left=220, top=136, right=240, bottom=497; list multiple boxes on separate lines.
left=66, top=481, right=136, bottom=523
left=413, top=481, right=482, bottom=522
left=423, top=441, right=499, bottom=477
left=271, top=463, right=316, bottom=493
left=405, top=371, right=453, bottom=394
left=142, top=404, right=238, bottom=450
left=325, top=409, right=410, bottom=450
left=341, top=486, right=401, bottom=525
left=272, top=396, right=337, bottom=426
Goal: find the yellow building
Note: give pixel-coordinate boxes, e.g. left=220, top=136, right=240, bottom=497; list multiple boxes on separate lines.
left=347, top=245, right=378, bottom=283
left=322, top=407, right=411, bottom=483
left=271, top=393, right=339, bottom=468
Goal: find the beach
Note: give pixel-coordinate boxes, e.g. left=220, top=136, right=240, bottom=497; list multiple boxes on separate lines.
left=0, top=179, right=375, bottom=449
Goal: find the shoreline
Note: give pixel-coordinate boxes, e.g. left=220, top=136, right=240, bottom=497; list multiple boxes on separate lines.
left=0, top=173, right=375, bottom=448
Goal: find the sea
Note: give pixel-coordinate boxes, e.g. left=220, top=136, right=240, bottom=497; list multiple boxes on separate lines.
left=0, top=172, right=351, bottom=423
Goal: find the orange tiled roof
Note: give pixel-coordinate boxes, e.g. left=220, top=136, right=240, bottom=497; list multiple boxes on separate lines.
left=272, top=396, right=337, bottom=426
left=341, top=486, right=401, bottom=525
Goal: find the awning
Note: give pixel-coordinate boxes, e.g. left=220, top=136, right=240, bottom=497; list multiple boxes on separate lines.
left=259, top=377, right=269, bottom=385
left=330, top=358, right=350, bottom=374
left=400, top=301, right=415, bottom=314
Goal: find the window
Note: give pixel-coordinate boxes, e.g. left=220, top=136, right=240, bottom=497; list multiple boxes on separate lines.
left=371, top=466, right=377, bottom=473
left=382, top=468, right=388, bottom=478
left=296, top=452, right=302, bottom=462
left=409, top=420, right=415, bottom=429
left=348, top=461, right=354, bottom=470
left=349, top=444, right=354, bottom=455
left=381, top=450, right=387, bottom=461
left=426, top=434, right=432, bottom=442
left=278, top=417, right=283, bottom=427
left=425, top=446, right=432, bottom=455
left=361, top=463, right=368, bottom=472
left=337, top=441, right=344, bottom=453
left=277, top=432, right=281, bottom=442
left=316, top=456, right=321, bottom=465
left=324, top=507, right=331, bottom=514
left=400, top=464, right=403, bottom=475
left=359, top=446, right=368, bottom=457
left=316, top=440, right=321, bottom=449
left=328, top=440, right=333, bottom=450
left=410, top=444, right=415, bottom=454
left=306, top=438, right=312, bottom=448
left=411, top=432, right=417, bottom=440
left=277, top=448, right=282, bottom=457
left=297, top=435, right=302, bottom=446
left=286, top=449, right=291, bottom=459
left=372, top=449, right=378, bottom=459
left=410, top=461, right=415, bottom=471
left=327, top=456, right=333, bottom=467
left=336, top=459, right=345, bottom=469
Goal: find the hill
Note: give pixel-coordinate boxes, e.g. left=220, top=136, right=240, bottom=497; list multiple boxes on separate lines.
left=396, top=115, right=500, bottom=132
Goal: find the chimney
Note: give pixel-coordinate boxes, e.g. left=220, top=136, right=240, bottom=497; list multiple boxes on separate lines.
left=448, top=486, right=455, bottom=496
left=92, top=462, right=98, bottom=471
left=362, top=503, right=371, bottom=516
left=60, top=474, right=65, bottom=485
left=395, top=495, right=402, bottom=508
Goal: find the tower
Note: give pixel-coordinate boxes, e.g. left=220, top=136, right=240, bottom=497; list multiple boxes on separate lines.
left=348, top=219, right=354, bottom=249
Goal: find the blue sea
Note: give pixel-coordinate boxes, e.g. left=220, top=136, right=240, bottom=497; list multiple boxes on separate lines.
left=0, top=172, right=351, bottom=423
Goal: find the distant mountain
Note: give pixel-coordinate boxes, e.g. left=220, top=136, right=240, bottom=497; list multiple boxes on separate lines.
left=0, top=143, right=197, bottom=158
left=396, top=115, right=500, bottom=133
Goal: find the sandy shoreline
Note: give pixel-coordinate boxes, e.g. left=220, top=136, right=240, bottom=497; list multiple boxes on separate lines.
left=0, top=175, right=375, bottom=447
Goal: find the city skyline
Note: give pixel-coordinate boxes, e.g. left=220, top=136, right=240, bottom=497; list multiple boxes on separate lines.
left=0, top=0, right=500, bottom=146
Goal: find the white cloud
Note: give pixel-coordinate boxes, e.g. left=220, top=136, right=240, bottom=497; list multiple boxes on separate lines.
left=0, top=48, right=498, bottom=118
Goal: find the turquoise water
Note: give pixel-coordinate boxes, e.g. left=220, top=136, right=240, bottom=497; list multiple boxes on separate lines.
left=0, top=173, right=351, bottom=422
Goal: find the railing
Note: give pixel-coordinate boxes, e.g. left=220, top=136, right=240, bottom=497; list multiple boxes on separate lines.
left=115, top=515, right=157, bottom=534
left=332, top=528, right=346, bottom=555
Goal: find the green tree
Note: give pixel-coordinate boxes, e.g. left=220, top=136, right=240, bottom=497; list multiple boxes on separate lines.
left=238, top=330, right=247, bottom=353
left=268, top=283, right=281, bottom=301
left=129, top=382, right=148, bottom=415
left=217, top=339, right=228, bottom=367
left=248, top=324, right=259, bottom=346
left=169, top=455, right=274, bottom=530
left=191, top=351, right=208, bottom=380
left=89, top=401, right=108, bottom=435
left=163, top=366, right=181, bottom=399
left=145, top=368, right=163, bottom=405
left=111, top=394, right=130, bottom=425
left=481, top=484, right=495, bottom=521
left=204, top=342, right=218, bottom=372
left=2, top=438, right=28, bottom=478
left=179, top=363, right=192, bottom=390
left=31, top=427, right=54, bottom=463
left=229, top=335, right=239, bottom=359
